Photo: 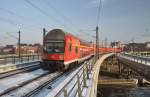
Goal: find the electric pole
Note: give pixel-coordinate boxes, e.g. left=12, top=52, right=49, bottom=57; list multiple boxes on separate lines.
left=18, top=30, right=21, bottom=58
left=96, top=26, right=99, bottom=59
left=95, top=0, right=101, bottom=60
left=105, top=38, right=107, bottom=48
left=43, top=28, right=46, bottom=47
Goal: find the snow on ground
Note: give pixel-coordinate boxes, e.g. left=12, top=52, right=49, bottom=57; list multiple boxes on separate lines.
left=35, top=60, right=94, bottom=97
left=34, top=64, right=85, bottom=97
left=2, top=72, right=59, bottom=97
left=0, top=69, right=47, bottom=94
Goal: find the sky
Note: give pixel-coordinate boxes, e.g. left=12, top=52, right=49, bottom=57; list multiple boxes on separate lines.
left=0, top=0, right=150, bottom=45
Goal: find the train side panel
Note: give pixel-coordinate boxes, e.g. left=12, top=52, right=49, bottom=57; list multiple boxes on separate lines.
left=64, top=34, right=80, bottom=68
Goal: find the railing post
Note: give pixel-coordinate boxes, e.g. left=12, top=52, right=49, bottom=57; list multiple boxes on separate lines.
left=63, top=88, right=68, bottom=97
left=83, top=65, right=87, bottom=87
left=86, top=63, right=89, bottom=79
left=89, top=60, right=93, bottom=74
left=88, top=62, right=91, bottom=74
left=77, top=74, right=82, bottom=97
left=90, top=59, right=95, bottom=71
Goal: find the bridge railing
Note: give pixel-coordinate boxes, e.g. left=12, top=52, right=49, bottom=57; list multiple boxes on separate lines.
left=0, top=54, right=41, bottom=65
left=46, top=53, right=114, bottom=97
left=124, top=51, right=150, bottom=57
left=46, top=58, right=95, bottom=97
left=119, top=53, right=150, bottom=65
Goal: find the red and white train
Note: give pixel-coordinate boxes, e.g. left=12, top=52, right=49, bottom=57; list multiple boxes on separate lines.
left=41, top=29, right=94, bottom=71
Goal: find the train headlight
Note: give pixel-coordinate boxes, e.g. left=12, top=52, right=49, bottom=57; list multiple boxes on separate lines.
left=59, top=55, right=64, bottom=60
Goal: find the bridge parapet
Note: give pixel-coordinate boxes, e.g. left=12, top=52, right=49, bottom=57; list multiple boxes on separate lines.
left=0, top=54, right=40, bottom=65
left=124, top=51, right=150, bottom=57
left=45, top=53, right=114, bottom=97
left=117, top=53, right=150, bottom=80
left=118, top=53, right=150, bottom=66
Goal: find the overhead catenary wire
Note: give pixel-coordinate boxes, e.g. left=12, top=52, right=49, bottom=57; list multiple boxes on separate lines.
left=0, top=8, right=50, bottom=45
left=0, top=7, right=45, bottom=30
left=0, top=3, right=71, bottom=32
left=6, top=32, right=18, bottom=40
left=96, top=0, right=102, bottom=27
left=0, top=16, right=40, bottom=31
left=0, top=17, right=16, bottom=25
left=79, top=0, right=102, bottom=40
left=79, top=29, right=96, bottom=37
left=24, top=0, right=66, bottom=28
left=0, top=1, right=75, bottom=45
left=0, top=7, right=24, bottom=19
left=24, top=0, right=78, bottom=33
left=0, top=34, right=17, bottom=45
left=0, top=0, right=103, bottom=44
left=77, top=33, right=95, bottom=43
left=42, top=0, right=77, bottom=29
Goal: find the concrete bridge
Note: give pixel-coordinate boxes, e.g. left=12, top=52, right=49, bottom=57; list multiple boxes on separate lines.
left=45, top=53, right=114, bottom=97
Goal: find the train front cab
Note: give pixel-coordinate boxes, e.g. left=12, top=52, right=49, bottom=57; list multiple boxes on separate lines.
left=41, top=29, right=65, bottom=71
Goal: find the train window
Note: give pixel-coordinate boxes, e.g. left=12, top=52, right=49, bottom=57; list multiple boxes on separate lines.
left=69, top=43, right=72, bottom=52
left=75, top=46, right=78, bottom=54
left=45, top=42, right=64, bottom=53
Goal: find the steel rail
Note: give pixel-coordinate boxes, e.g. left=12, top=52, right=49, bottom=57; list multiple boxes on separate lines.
left=46, top=58, right=94, bottom=97
left=20, top=58, right=93, bottom=97
left=23, top=61, right=90, bottom=97
left=0, top=72, right=50, bottom=96
left=0, top=61, right=40, bottom=79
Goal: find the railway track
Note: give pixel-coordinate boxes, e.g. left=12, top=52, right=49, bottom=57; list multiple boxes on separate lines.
left=0, top=61, right=40, bottom=79
left=23, top=68, right=76, bottom=97
left=0, top=71, right=62, bottom=97
left=0, top=72, right=50, bottom=96
left=0, top=59, right=92, bottom=97
left=0, top=68, right=48, bottom=96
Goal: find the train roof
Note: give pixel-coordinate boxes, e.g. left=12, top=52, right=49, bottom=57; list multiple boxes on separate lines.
left=45, top=29, right=93, bottom=46
left=45, top=29, right=65, bottom=41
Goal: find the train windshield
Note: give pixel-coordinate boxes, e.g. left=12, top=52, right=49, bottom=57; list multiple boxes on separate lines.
left=45, top=41, right=64, bottom=53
